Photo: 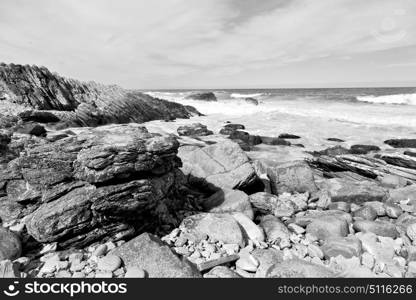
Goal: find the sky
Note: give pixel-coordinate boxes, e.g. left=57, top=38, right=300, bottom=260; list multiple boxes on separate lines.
left=1, top=0, right=416, bottom=89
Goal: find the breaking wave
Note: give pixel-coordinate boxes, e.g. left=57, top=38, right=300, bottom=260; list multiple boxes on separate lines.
left=356, top=93, right=416, bottom=106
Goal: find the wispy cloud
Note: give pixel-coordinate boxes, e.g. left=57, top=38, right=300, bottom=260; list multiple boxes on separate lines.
left=0, top=0, right=415, bottom=88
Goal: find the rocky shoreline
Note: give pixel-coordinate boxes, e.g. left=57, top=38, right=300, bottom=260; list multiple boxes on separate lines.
left=1, top=64, right=416, bottom=278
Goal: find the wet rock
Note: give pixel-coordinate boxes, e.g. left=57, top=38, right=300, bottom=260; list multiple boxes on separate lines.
left=322, top=236, right=362, bottom=258
left=111, top=233, right=200, bottom=278
left=0, top=227, right=22, bottom=261
left=267, top=161, right=318, bottom=195
left=324, top=178, right=388, bottom=204
left=353, top=220, right=399, bottom=238
left=278, top=133, right=300, bottom=139
left=202, top=189, right=253, bottom=219
left=244, top=98, right=259, bottom=105
left=349, top=144, right=380, bottom=155
left=179, top=140, right=258, bottom=192
left=384, top=139, right=416, bottom=148
left=266, top=258, right=336, bottom=278
left=260, top=136, right=291, bottom=146
left=229, top=131, right=262, bottom=146
left=327, top=138, right=345, bottom=142
left=223, top=124, right=245, bottom=131
left=177, top=123, right=213, bottom=137
left=18, top=110, right=61, bottom=123
left=185, top=92, right=217, bottom=102
left=180, top=213, right=245, bottom=246
left=313, top=146, right=350, bottom=156
left=15, top=123, right=47, bottom=137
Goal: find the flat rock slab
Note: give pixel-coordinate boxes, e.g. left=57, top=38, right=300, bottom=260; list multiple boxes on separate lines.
left=266, top=258, right=337, bottom=278
left=324, top=178, right=388, bottom=204
left=353, top=220, right=399, bottom=238
left=111, top=233, right=201, bottom=278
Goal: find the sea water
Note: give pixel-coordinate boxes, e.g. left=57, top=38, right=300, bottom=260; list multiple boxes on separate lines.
left=144, top=87, right=416, bottom=151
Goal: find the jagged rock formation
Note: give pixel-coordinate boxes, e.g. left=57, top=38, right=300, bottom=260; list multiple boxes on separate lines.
left=0, top=124, right=187, bottom=248
left=0, top=63, right=199, bottom=127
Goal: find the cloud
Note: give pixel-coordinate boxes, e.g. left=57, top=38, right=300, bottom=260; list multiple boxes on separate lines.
left=0, top=0, right=415, bottom=88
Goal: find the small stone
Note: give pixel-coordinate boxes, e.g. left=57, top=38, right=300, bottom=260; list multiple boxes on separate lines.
left=322, top=236, right=362, bottom=259
left=353, top=220, right=399, bottom=238
left=72, top=272, right=86, bottom=278
left=125, top=266, right=146, bottom=278
left=363, top=201, right=386, bottom=216
left=385, top=204, right=403, bottom=219
left=232, top=212, right=265, bottom=243
left=40, top=243, right=58, bottom=255
left=288, top=223, right=305, bottom=234
left=204, top=266, right=241, bottom=278
left=55, top=270, right=72, bottom=278
left=361, top=252, right=375, bottom=269
left=406, top=223, right=416, bottom=241
left=393, top=256, right=406, bottom=268
left=306, top=217, right=349, bottom=241
left=68, top=252, right=84, bottom=262
left=236, top=250, right=259, bottom=273
left=70, top=261, right=86, bottom=272
left=222, top=244, right=239, bottom=255
left=408, top=261, right=416, bottom=274
left=353, top=206, right=377, bottom=220
left=307, top=244, right=324, bottom=259
left=328, top=202, right=351, bottom=212
left=97, top=255, right=122, bottom=272
left=174, top=235, right=188, bottom=247
left=92, top=244, right=108, bottom=257
left=105, top=241, right=116, bottom=251
left=95, top=270, right=113, bottom=278
left=113, top=268, right=125, bottom=277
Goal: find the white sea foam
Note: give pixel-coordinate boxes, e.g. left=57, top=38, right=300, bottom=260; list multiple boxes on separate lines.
left=356, top=93, right=416, bottom=105
left=230, top=93, right=264, bottom=98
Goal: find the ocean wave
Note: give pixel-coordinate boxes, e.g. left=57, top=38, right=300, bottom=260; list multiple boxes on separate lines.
left=356, top=93, right=416, bottom=105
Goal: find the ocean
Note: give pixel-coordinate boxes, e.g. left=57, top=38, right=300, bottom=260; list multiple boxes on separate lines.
left=144, top=87, right=416, bottom=151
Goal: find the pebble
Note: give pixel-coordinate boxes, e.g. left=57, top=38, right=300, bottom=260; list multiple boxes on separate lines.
left=97, top=255, right=122, bottom=272
left=40, top=243, right=58, bottom=255
left=385, top=204, right=403, bottom=219
left=288, top=223, right=305, bottom=234
left=55, top=270, right=72, bottom=278
left=70, top=261, right=86, bottom=272
left=406, top=223, right=416, bottom=241
left=95, top=270, right=113, bottom=278
left=72, top=272, right=86, bottom=278
left=361, top=252, right=375, bottom=269
left=408, top=261, right=416, bottom=274
left=307, top=244, right=324, bottom=259
left=125, top=267, right=146, bottom=278
left=92, top=244, right=108, bottom=257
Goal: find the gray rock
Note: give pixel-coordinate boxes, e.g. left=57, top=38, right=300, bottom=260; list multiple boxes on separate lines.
left=97, top=255, right=122, bottom=272
left=204, top=266, right=241, bottom=278
left=353, top=205, right=378, bottom=220
left=266, top=258, right=337, bottom=278
left=259, top=215, right=290, bottom=243
left=267, top=161, right=318, bottom=195
left=322, top=236, right=362, bottom=258
left=353, top=220, right=399, bottom=238
left=0, top=227, right=22, bottom=261
left=203, top=189, right=253, bottom=219
left=252, top=248, right=284, bottom=278
left=249, top=192, right=278, bottom=215
left=389, top=185, right=416, bottom=203
left=324, top=178, right=388, bottom=204
left=124, top=266, right=146, bottom=278
left=179, top=140, right=258, bottom=191
left=180, top=213, right=245, bottom=246
left=111, top=233, right=201, bottom=278
left=0, top=260, right=20, bottom=278
left=177, top=123, right=213, bottom=137
left=306, top=216, right=349, bottom=241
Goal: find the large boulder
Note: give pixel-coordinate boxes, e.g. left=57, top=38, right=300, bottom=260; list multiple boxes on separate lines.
left=111, top=233, right=201, bottom=278
left=180, top=213, right=245, bottom=246
left=202, top=189, right=254, bottom=219
left=324, top=178, right=388, bottom=204
left=1, top=124, right=186, bottom=247
left=185, top=92, right=217, bottom=102
left=267, top=161, right=318, bottom=195
left=0, top=228, right=22, bottom=261
left=178, top=140, right=258, bottom=192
